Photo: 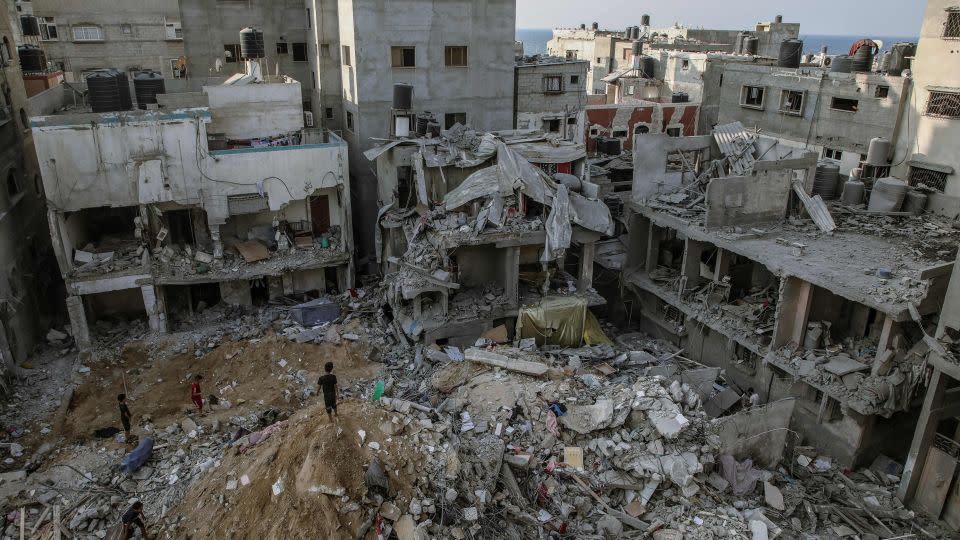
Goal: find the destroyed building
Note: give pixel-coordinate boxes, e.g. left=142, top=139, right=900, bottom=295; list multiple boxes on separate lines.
left=367, top=127, right=614, bottom=345
left=645, top=16, right=800, bottom=57
left=513, top=55, right=588, bottom=140
left=621, top=122, right=957, bottom=467
left=30, top=68, right=353, bottom=348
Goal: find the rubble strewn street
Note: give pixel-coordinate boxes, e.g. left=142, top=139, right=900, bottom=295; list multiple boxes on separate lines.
left=0, top=287, right=952, bottom=539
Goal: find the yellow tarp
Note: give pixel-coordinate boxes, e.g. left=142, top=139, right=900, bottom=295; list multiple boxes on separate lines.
left=515, top=296, right=611, bottom=347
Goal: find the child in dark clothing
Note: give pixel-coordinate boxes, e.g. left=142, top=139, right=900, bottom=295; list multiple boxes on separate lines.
left=317, top=362, right=338, bottom=422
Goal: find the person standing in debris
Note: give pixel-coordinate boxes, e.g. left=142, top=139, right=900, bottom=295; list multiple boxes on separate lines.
left=317, top=362, right=338, bottom=422
left=118, top=394, right=132, bottom=441
left=120, top=501, right=150, bottom=539
left=190, top=375, right=204, bottom=415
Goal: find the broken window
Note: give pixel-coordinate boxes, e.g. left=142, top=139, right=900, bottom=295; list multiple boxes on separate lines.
left=276, top=42, right=288, bottom=55
left=926, top=90, right=960, bottom=118
left=908, top=166, right=949, bottom=192
left=325, top=107, right=334, bottom=120
left=342, top=45, right=351, bottom=66
left=612, top=129, right=627, bottom=138
left=681, top=59, right=690, bottom=70
left=224, top=44, right=241, bottom=63
left=444, top=112, right=466, bottom=129
left=567, top=117, right=577, bottom=125
left=830, top=97, right=859, bottom=112
left=546, top=119, right=561, bottom=133
left=445, top=46, right=467, bottom=67
left=740, top=85, right=765, bottom=109
left=944, top=9, right=960, bottom=39
left=634, top=124, right=649, bottom=135
left=565, top=50, right=577, bottom=60
left=779, top=90, right=805, bottom=116
left=169, top=58, right=185, bottom=79
left=875, top=85, right=890, bottom=99
left=292, top=42, right=308, bottom=62
left=39, top=17, right=58, bottom=41
left=822, top=147, right=842, bottom=161
left=391, top=46, right=416, bottom=68
left=570, top=74, right=580, bottom=85
left=542, top=75, right=564, bottom=93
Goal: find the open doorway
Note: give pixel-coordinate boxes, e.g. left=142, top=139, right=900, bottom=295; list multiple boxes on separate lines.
left=250, top=278, right=270, bottom=306
left=310, top=195, right=331, bottom=236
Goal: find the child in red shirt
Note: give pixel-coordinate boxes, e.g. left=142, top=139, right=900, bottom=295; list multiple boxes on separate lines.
left=190, top=374, right=203, bottom=414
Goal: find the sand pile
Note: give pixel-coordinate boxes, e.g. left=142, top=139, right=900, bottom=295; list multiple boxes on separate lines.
left=171, top=400, right=424, bottom=539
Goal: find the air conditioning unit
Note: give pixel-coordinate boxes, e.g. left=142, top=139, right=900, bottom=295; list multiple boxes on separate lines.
left=303, top=111, right=314, bottom=127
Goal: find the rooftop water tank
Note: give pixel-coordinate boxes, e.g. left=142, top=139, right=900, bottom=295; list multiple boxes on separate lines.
left=86, top=69, right=129, bottom=113
left=852, top=44, right=874, bottom=73
left=641, top=14, right=651, bottom=26
left=841, top=178, right=865, bottom=205
left=868, top=177, right=908, bottom=212
left=632, top=40, right=643, bottom=57
left=592, top=22, right=599, bottom=31
left=671, top=92, right=690, bottom=103
left=866, top=137, right=891, bottom=166
left=17, top=45, right=46, bottom=72
left=134, top=70, right=165, bottom=109
left=393, top=83, right=413, bottom=110
left=778, top=39, right=803, bottom=68
left=239, top=27, right=265, bottom=60
left=813, top=162, right=840, bottom=200
left=830, top=55, right=853, bottom=73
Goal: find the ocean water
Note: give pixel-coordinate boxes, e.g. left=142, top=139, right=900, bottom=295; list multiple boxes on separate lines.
left=515, top=28, right=918, bottom=57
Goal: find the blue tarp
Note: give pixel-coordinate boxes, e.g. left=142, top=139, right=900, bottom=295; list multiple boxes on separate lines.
left=120, top=437, right=153, bottom=474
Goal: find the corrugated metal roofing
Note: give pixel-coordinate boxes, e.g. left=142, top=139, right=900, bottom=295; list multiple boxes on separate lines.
left=712, top=121, right=757, bottom=177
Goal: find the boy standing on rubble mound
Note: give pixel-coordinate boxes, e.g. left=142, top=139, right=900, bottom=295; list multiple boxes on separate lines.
left=317, top=361, right=339, bottom=422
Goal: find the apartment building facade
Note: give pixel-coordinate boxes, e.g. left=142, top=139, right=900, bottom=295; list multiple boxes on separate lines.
left=514, top=56, right=588, bottom=140
left=892, top=0, right=960, bottom=208
left=0, top=1, right=61, bottom=374
left=25, top=0, right=186, bottom=86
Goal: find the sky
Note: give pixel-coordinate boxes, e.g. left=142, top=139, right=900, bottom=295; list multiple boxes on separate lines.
left=516, top=0, right=926, bottom=37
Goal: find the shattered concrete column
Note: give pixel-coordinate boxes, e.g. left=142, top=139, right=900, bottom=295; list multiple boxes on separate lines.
left=66, top=295, right=91, bottom=349
left=714, top=248, right=732, bottom=282
left=772, top=277, right=814, bottom=348
left=625, top=213, right=649, bottom=271
left=337, top=262, right=355, bottom=291
left=681, top=238, right=705, bottom=287
left=578, top=242, right=596, bottom=292
left=141, top=285, right=167, bottom=334
left=875, top=315, right=895, bottom=356
left=504, top=246, right=520, bottom=307
left=210, top=225, right=224, bottom=259
left=898, top=366, right=947, bottom=503
left=644, top=224, right=661, bottom=274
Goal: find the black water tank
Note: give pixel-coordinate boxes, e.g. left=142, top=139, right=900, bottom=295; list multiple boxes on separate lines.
left=743, top=36, right=760, bottom=56
left=20, top=16, right=40, bottom=36
left=86, top=70, right=127, bottom=113
left=117, top=71, right=132, bottom=110
left=393, top=83, right=413, bottom=110
left=671, top=92, right=690, bottom=103
left=778, top=39, right=803, bottom=68
left=17, top=45, right=46, bottom=72
left=134, top=70, right=166, bottom=109
left=426, top=121, right=441, bottom=138
left=887, top=42, right=916, bottom=76
left=640, top=56, right=656, bottom=78
left=415, top=115, right=430, bottom=136
left=631, top=40, right=643, bottom=57
left=599, top=137, right=622, bottom=155
left=830, top=55, right=853, bottom=73
left=852, top=44, right=874, bottom=73
left=239, top=27, right=265, bottom=59
left=641, top=14, right=650, bottom=26
left=813, top=162, right=840, bottom=200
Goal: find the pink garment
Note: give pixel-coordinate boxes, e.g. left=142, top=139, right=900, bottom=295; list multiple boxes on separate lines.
left=545, top=411, right=560, bottom=437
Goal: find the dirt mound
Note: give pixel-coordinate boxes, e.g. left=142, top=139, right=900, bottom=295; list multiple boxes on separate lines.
left=61, top=334, right=380, bottom=443
left=172, top=400, right=422, bottom=540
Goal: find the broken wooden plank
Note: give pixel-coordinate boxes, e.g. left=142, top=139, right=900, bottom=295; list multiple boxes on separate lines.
left=792, top=181, right=836, bottom=232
